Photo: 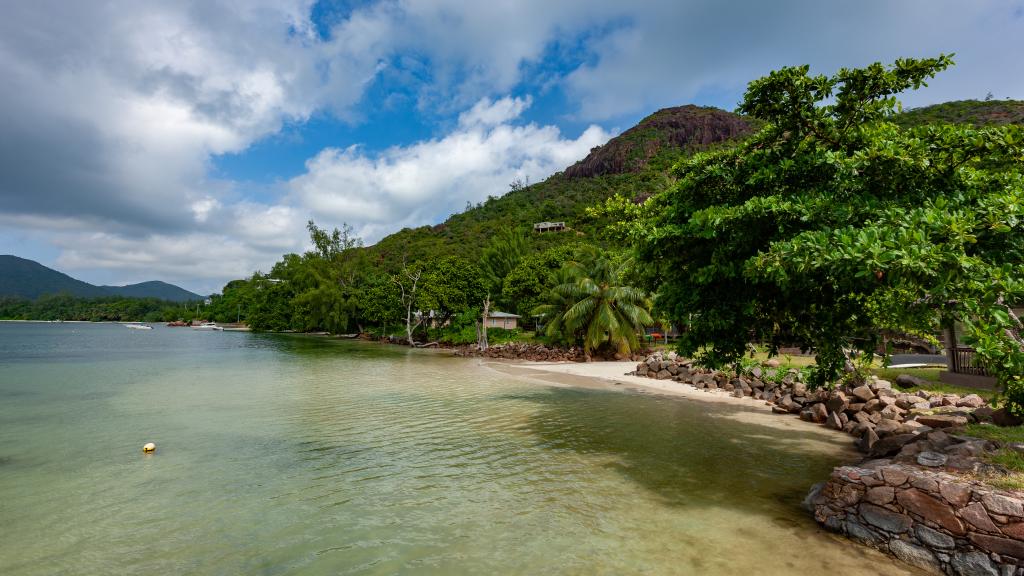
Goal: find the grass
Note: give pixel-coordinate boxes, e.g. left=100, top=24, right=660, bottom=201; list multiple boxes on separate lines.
left=964, top=423, right=1024, bottom=444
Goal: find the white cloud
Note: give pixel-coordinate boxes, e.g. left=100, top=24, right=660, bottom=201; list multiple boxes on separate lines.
left=290, top=96, right=611, bottom=242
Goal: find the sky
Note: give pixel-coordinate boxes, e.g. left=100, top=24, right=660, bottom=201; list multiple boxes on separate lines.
left=1, top=1, right=1022, bottom=295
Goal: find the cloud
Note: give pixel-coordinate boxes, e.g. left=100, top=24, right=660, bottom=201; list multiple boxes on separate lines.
left=290, top=96, right=611, bottom=241
left=562, top=0, right=1024, bottom=120
left=0, top=0, right=1020, bottom=292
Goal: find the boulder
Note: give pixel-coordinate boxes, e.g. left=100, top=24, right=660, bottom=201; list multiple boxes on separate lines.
left=889, top=539, right=942, bottom=573
left=851, top=385, right=875, bottom=403
left=826, top=411, right=843, bottom=430
left=981, top=493, right=1024, bottom=517
left=916, top=524, right=956, bottom=550
left=968, top=533, right=1024, bottom=562
left=916, top=451, right=948, bottom=467
left=810, top=402, right=828, bottom=423
left=896, top=488, right=965, bottom=535
left=895, top=373, right=929, bottom=389
left=859, top=427, right=880, bottom=453
left=950, top=551, right=999, bottom=576
left=869, top=434, right=919, bottom=457
left=916, top=414, right=969, bottom=429
left=859, top=502, right=912, bottom=533
left=826, top=391, right=848, bottom=413
left=961, top=501, right=1000, bottom=532
left=957, top=394, right=986, bottom=408
left=992, top=407, right=1023, bottom=427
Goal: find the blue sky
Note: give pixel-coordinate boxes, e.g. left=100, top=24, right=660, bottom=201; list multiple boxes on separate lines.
left=1, top=0, right=1022, bottom=294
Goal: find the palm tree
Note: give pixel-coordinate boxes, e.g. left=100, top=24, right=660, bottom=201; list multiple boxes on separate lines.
left=535, top=249, right=653, bottom=356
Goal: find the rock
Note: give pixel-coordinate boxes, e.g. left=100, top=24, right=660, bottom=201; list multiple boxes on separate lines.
left=810, top=402, right=828, bottom=423
left=910, top=474, right=939, bottom=492
left=961, top=501, right=1000, bottom=532
left=896, top=488, right=965, bottom=535
left=981, top=493, right=1024, bottom=517
left=847, top=402, right=866, bottom=414
left=864, top=398, right=883, bottom=413
left=946, top=440, right=988, bottom=458
left=917, top=414, right=969, bottom=429
left=917, top=451, right=949, bottom=467
left=916, top=524, right=956, bottom=549
left=968, top=533, right=1024, bottom=561
left=974, top=406, right=996, bottom=423
left=750, top=366, right=763, bottom=379
left=874, top=419, right=900, bottom=437
left=851, top=385, right=876, bottom=403
left=895, top=373, right=929, bottom=389
left=869, top=434, right=919, bottom=457
left=992, top=407, right=1023, bottom=427
left=655, top=369, right=671, bottom=380
left=939, top=482, right=972, bottom=507
left=844, top=520, right=881, bottom=544
left=950, top=551, right=999, bottom=576
left=825, top=391, right=847, bottom=412
left=889, top=539, right=942, bottom=573
left=957, top=394, right=986, bottom=408
left=881, top=467, right=909, bottom=486
left=826, top=410, right=843, bottom=430
left=771, top=405, right=790, bottom=415
left=864, top=486, right=895, bottom=505
left=859, top=502, right=912, bottom=533
left=1000, top=522, right=1024, bottom=539
left=853, top=411, right=873, bottom=425
left=859, top=427, right=880, bottom=453
left=926, top=430, right=953, bottom=451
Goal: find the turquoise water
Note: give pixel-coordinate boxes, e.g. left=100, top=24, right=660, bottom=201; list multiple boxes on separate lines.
left=0, top=323, right=919, bottom=575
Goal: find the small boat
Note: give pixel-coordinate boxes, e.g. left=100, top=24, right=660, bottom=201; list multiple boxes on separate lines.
left=191, top=322, right=223, bottom=331
left=124, top=323, right=153, bottom=330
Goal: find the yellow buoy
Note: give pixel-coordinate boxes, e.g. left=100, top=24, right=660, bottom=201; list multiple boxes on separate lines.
left=142, top=442, right=156, bottom=453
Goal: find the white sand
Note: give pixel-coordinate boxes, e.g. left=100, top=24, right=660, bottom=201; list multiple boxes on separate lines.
left=486, top=359, right=861, bottom=449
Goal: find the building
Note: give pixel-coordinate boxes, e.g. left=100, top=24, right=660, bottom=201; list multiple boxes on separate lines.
left=533, top=221, right=566, bottom=233
left=487, top=311, right=521, bottom=329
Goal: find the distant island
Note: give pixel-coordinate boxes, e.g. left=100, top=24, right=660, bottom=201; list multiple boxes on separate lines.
left=0, top=255, right=201, bottom=301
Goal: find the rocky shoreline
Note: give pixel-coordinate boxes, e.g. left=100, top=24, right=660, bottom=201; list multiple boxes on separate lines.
left=632, top=352, right=1024, bottom=575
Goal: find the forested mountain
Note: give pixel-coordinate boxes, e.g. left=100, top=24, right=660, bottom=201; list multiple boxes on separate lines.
left=365, top=105, right=758, bottom=266
left=359, top=99, right=1024, bottom=267
left=0, top=255, right=200, bottom=301
left=100, top=281, right=202, bottom=302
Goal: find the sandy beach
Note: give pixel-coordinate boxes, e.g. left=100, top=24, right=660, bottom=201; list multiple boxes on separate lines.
left=486, top=359, right=864, bottom=449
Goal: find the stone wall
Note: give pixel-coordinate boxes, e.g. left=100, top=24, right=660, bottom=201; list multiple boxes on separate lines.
left=632, top=352, right=1024, bottom=575
left=812, top=462, right=1024, bottom=575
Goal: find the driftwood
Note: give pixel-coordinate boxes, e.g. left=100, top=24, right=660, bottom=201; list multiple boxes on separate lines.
left=414, top=341, right=440, bottom=348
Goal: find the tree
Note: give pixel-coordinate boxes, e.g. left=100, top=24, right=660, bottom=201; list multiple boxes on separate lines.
left=478, top=228, right=530, bottom=349
left=392, top=262, right=425, bottom=346
left=628, top=56, right=1024, bottom=405
left=535, top=248, right=653, bottom=357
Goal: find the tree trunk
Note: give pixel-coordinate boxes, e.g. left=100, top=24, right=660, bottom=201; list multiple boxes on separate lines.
left=479, top=294, right=490, bottom=350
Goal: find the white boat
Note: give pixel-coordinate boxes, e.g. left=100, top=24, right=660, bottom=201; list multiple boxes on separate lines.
left=191, top=322, right=223, bottom=331
left=124, top=323, right=153, bottom=330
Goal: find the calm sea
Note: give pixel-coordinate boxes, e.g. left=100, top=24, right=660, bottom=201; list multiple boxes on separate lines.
left=0, top=322, right=920, bottom=575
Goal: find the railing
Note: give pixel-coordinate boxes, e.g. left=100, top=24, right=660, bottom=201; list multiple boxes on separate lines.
left=950, top=346, right=990, bottom=376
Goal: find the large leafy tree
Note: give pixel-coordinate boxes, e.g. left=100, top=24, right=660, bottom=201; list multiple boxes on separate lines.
left=630, top=56, right=1024, bottom=402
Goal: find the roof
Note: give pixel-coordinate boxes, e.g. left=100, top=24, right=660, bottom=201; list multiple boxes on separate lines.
left=488, top=311, right=521, bottom=318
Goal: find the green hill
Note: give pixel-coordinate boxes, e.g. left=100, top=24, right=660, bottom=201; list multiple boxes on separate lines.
left=101, top=281, right=202, bottom=302
left=893, top=99, right=1024, bottom=128
left=360, top=100, right=1024, bottom=267
left=0, top=255, right=201, bottom=301
left=364, top=105, right=759, bottom=265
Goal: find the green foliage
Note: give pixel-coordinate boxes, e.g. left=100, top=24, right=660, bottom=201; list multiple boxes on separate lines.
left=0, top=293, right=186, bottom=322
left=630, top=56, right=1024, bottom=397
left=535, top=248, right=653, bottom=355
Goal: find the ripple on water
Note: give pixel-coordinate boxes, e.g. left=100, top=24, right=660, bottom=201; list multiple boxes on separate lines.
left=0, top=326, right=926, bottom=575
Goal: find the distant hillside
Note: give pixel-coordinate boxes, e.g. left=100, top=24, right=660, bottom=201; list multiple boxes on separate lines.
left=0, top=255, right=201, bottom=301
left=101, top=281, right=202, bottom=302
left=893, top=99, right=1024, bottom=128
left=358, top=100, right=1024, bottom=268
left=365, top=105, right=757, bottom=265
left=564, top=105, right=758, bottom=179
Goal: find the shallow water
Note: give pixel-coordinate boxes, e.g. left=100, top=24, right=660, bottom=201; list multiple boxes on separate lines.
left=0, top=323, right=918, bottom=575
